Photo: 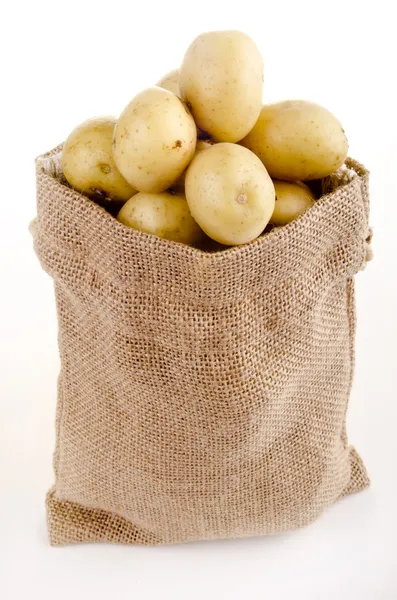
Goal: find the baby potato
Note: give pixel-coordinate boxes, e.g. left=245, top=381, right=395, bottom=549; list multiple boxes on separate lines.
left=172, top=139, right=214, bottom=191
left=240, top=100, right=348, bottom=180
left=180, top=30, right=264, bottom=142
left=117, top=191, right=205, bottom=246
left=185, top=143, right=275, bottom=246
left=156, top=69, right=180, bottom=95
left=270, top=180, right=316, bottom=226
left=113, top=87, right=197, bottom=193
left=62, top=117, right=136, bottom=201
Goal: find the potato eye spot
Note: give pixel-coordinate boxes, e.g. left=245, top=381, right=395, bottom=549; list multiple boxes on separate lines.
left=172, top=140, right=183, bottom=149
left=237, top=193, right=248, bottom=204
left=99, top=163, right=111, bottom=174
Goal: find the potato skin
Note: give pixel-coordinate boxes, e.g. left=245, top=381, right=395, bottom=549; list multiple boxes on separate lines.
left=240, top=100, right=348, bottom=180
left=62, top=116, right=136, bottom=201
left=185, top=143, right=275, bottom=246
left=270, top=180, right=315, bottom=226
left=117, top=191, right=204, bottom=245
left=156, top=69, right=180, bottom=95
left=113, top=87, right=197, bottom=193
left=180, top=30, right=264, bottom=143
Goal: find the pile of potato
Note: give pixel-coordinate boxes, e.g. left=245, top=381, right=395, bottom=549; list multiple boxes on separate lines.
left=62, top=30, right=348, bottom=249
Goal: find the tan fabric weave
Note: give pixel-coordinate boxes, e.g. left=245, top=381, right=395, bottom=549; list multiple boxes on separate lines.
left=33, top=146, right=371, bottom=546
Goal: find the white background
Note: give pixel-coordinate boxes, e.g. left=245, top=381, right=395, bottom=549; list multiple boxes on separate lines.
left=1, top=1, right=396, bottom=598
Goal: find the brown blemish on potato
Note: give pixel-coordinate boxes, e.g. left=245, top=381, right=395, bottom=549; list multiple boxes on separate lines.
left=172, top=140, right=183, bottom=149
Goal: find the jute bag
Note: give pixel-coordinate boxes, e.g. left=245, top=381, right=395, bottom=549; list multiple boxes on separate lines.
left=33, top=146, right=372, bottom=546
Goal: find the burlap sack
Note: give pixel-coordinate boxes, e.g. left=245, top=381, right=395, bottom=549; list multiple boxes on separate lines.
left=32, top=145, right=372, bottom=546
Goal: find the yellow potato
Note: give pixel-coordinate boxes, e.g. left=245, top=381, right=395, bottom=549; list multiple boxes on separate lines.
left=185, top=143, right=275, bottom=246
left=117, top=191, right=204, bottom=245
left=180, top=30, right=264, bottom=142
left=113, top=87, right=197, bottom=193
left=172, top=140, right=213, bottom=191
left=62, top=117, right=136, bottom=201
left=156, top=69, right=180, bottom=95
left=240, top=100, right=348, bottom=180
left=270, top=180, right=316, bottom=226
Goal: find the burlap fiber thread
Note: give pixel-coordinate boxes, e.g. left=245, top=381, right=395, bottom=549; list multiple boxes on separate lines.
left=33, top=145, right=371, bottom=546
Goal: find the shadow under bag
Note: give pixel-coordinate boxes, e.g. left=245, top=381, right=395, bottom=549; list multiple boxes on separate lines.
left=32, top=146, right=372, bottom=545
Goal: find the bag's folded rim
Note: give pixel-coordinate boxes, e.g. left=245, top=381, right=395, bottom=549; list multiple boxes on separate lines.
left=36, top=144, right=369, bottom=262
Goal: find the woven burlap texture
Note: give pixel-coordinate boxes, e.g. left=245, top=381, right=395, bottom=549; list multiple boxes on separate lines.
left=33, top=146, right=371, bottom=546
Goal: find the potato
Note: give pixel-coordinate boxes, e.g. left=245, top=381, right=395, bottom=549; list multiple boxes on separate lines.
left=185, top=143, right=275, bottom=246
left=117, top=190, right=204, bottom=245
left=113, top=87, right=197, bottom=193
left=240, top=100, right=348, bottom=180
left=62, top=117, right=136, bottom=201
left=172, top=140, right=213, bottom=191
left=270, top=180, right=316, bottom=226
left=156, top=69, right=180, bottom=95
left=180, top=30, right=264, bottom=143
